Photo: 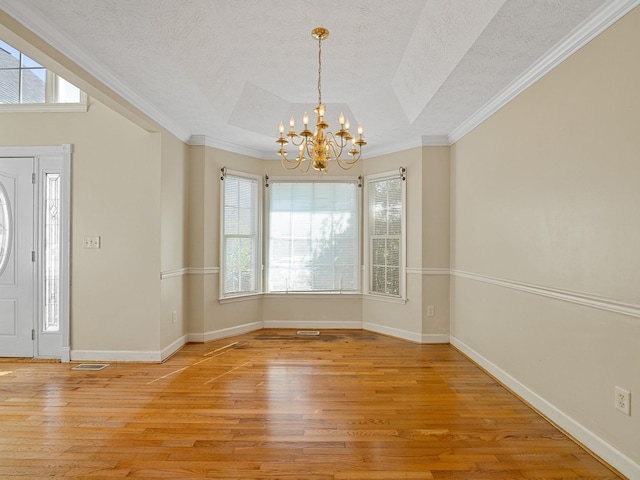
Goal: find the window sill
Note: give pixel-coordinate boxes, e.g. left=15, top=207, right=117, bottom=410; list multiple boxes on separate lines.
left=0, top=103, right=88, bottom=114
left=219, top=292, right=407, bottom=304
left=264, top=292, right=362, bottom=300
left=219, top=291, right=364, bottom=303
left=219, top=293, right=262, bottom=304
left=363, top=294, right=408, bottom=305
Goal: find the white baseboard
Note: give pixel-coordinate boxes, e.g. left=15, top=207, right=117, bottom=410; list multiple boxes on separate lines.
left=421, top=333, right=450, bottom=344
left=70, top=349, right=161, bottom=362
left=263, top=320, right=363, bottom=329
left=161, top=335, right=188, bottom=362
left=363, top=322, right=422, bottom=343
left=450, top=335, right=640, bottom=479
left=188, top=321, right=263, bottom=343
left=60, top=347, right=70, bottom=363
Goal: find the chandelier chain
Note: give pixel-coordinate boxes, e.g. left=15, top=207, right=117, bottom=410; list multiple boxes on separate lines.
left=317, top=35, right=322, bottom=107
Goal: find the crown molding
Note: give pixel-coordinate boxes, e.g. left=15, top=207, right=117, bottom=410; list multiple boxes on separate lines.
left=449, top=0, right=640, bottom=144
left=0, top=0, right=192, bottom=143
left=365, top=137, right=424, bottom=159
left=421, top=135, right=451, bottom=147
left=187, top=135, right=267, bottom=159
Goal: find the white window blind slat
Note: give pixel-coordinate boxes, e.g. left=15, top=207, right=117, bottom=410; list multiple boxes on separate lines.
left=268, top=181, right=359, bottom=292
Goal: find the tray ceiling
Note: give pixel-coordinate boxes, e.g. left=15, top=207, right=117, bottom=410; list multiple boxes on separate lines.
left=0, top=0, right=632, bottom=157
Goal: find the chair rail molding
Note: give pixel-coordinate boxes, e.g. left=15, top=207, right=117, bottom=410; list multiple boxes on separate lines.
left=452, top=269, right=640, bottom=319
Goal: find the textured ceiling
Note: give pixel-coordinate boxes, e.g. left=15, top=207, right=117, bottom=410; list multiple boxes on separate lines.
left=0, top=0, right=627, bottom=157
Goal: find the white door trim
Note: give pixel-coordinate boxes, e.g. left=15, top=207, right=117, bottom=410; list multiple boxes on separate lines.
left=0, top=145, right=71, bottom=362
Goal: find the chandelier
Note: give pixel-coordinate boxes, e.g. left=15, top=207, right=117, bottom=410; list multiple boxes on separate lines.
left=277, top=27, right=366, bottom=173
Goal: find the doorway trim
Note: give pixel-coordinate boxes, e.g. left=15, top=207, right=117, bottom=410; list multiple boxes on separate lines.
left=0, top=145, right=71, bottom=362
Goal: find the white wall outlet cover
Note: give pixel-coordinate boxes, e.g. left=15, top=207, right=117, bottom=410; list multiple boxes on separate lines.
left=615, top=386, right=631, bottom=416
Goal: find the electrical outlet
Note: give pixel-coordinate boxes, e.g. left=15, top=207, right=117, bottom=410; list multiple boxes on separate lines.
left=426, top=306, right=435, bottom=317
left=83, top=236, right=101, bottom=249
left=172, top=311, right=177, bottom=324
left=615, top=386, right=631, bottom=416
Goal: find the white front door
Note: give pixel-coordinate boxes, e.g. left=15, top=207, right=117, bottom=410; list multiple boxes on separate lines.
left=0, top=158, right=35, bottom=357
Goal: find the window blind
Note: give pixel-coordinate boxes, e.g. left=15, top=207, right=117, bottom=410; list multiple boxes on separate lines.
left=222, top=174, right=259, bottom=296
left=268, top=181, right=359, bottom=292
left=368, top=176, right=403, bottom=297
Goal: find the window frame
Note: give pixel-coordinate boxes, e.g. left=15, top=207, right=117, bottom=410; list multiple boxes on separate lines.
left=0, top=39, right=87, bottom=112
left=219, top=169, right=262, bottom=300
left=265, top=176, right=362, bottom=295
left=363, top=170, right=407, bottom=300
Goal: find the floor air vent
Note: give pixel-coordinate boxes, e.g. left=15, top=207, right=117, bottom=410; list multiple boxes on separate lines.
left=71, top=363, right=110, bottom=371
left=297, top=330, right=320, bottom=336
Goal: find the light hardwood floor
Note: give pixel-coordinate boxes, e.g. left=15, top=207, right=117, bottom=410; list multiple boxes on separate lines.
left=0, top=329, right=622, bottom=479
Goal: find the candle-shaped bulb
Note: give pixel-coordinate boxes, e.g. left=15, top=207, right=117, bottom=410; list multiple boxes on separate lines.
left=345, top=119, right=350, bottom=130
left=357, top=124, right=363, bottom=136
left=339, top=112, right=345, bottom=126
left=318, top=104, right=325, bottom=116
left=279, top=121, right=284, bottom=134
left=289, top=116, right=295, bottom=128
left=303, top=111, right=309, bottom=126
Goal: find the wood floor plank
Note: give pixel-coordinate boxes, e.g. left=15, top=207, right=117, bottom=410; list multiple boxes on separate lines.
left=0, top=329, right=623, bottom=479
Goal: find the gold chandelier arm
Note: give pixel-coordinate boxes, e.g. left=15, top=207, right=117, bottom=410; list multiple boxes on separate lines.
left=288, top=134, right=306, bottom=147
left=335, top=158, right=358, bottom=170
left=280, top=154, right=306, bottom=171
left=280, top=159, right=301, bottom=170
left=325, top=132, right=349, bottom=156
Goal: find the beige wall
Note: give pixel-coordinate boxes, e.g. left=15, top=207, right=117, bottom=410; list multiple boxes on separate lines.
left=421, top=146, right=450, bottom=338
left=160, top=133, right=189, bottom=351
left=187, top=145, right=264, bottom=339
left=450, top=7, right=640, bottom=472
left=0, top=100, right=163, bottom=355
left=363, top=148, right=424, bottom=339
left=362, top=147, right=450, bottom=342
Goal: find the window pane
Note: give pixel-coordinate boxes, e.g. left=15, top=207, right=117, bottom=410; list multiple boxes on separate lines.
left=268, top=181, right=359, bottom=292
left=0, top=181, right=12, bottom=276
left=0, top=69, right=19, bottom=104
left=21, top=68, right=46, bottom=103
left=44, top=174, right=60, bottom=332
left=224, top=237, right=256, bottom=293
left=21, top=53, right=43, bottom=69
left=368, top=176, right=403, bottom=297
left=222, top=174, right=259, bottom=296
left=371, top=238, right=387, bottom=265
left=0, top=40, right=20, bottom=67
left=0, top=40, right=84, bottom=105
left=386, top=267, right=400, bottom=296
left=56, top=76, right=81, bottom=103
left=372, top=266, right=387, bottom=294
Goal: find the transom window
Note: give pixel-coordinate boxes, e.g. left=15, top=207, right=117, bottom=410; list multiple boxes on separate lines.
left=0, top=39, right=85, bottom=108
